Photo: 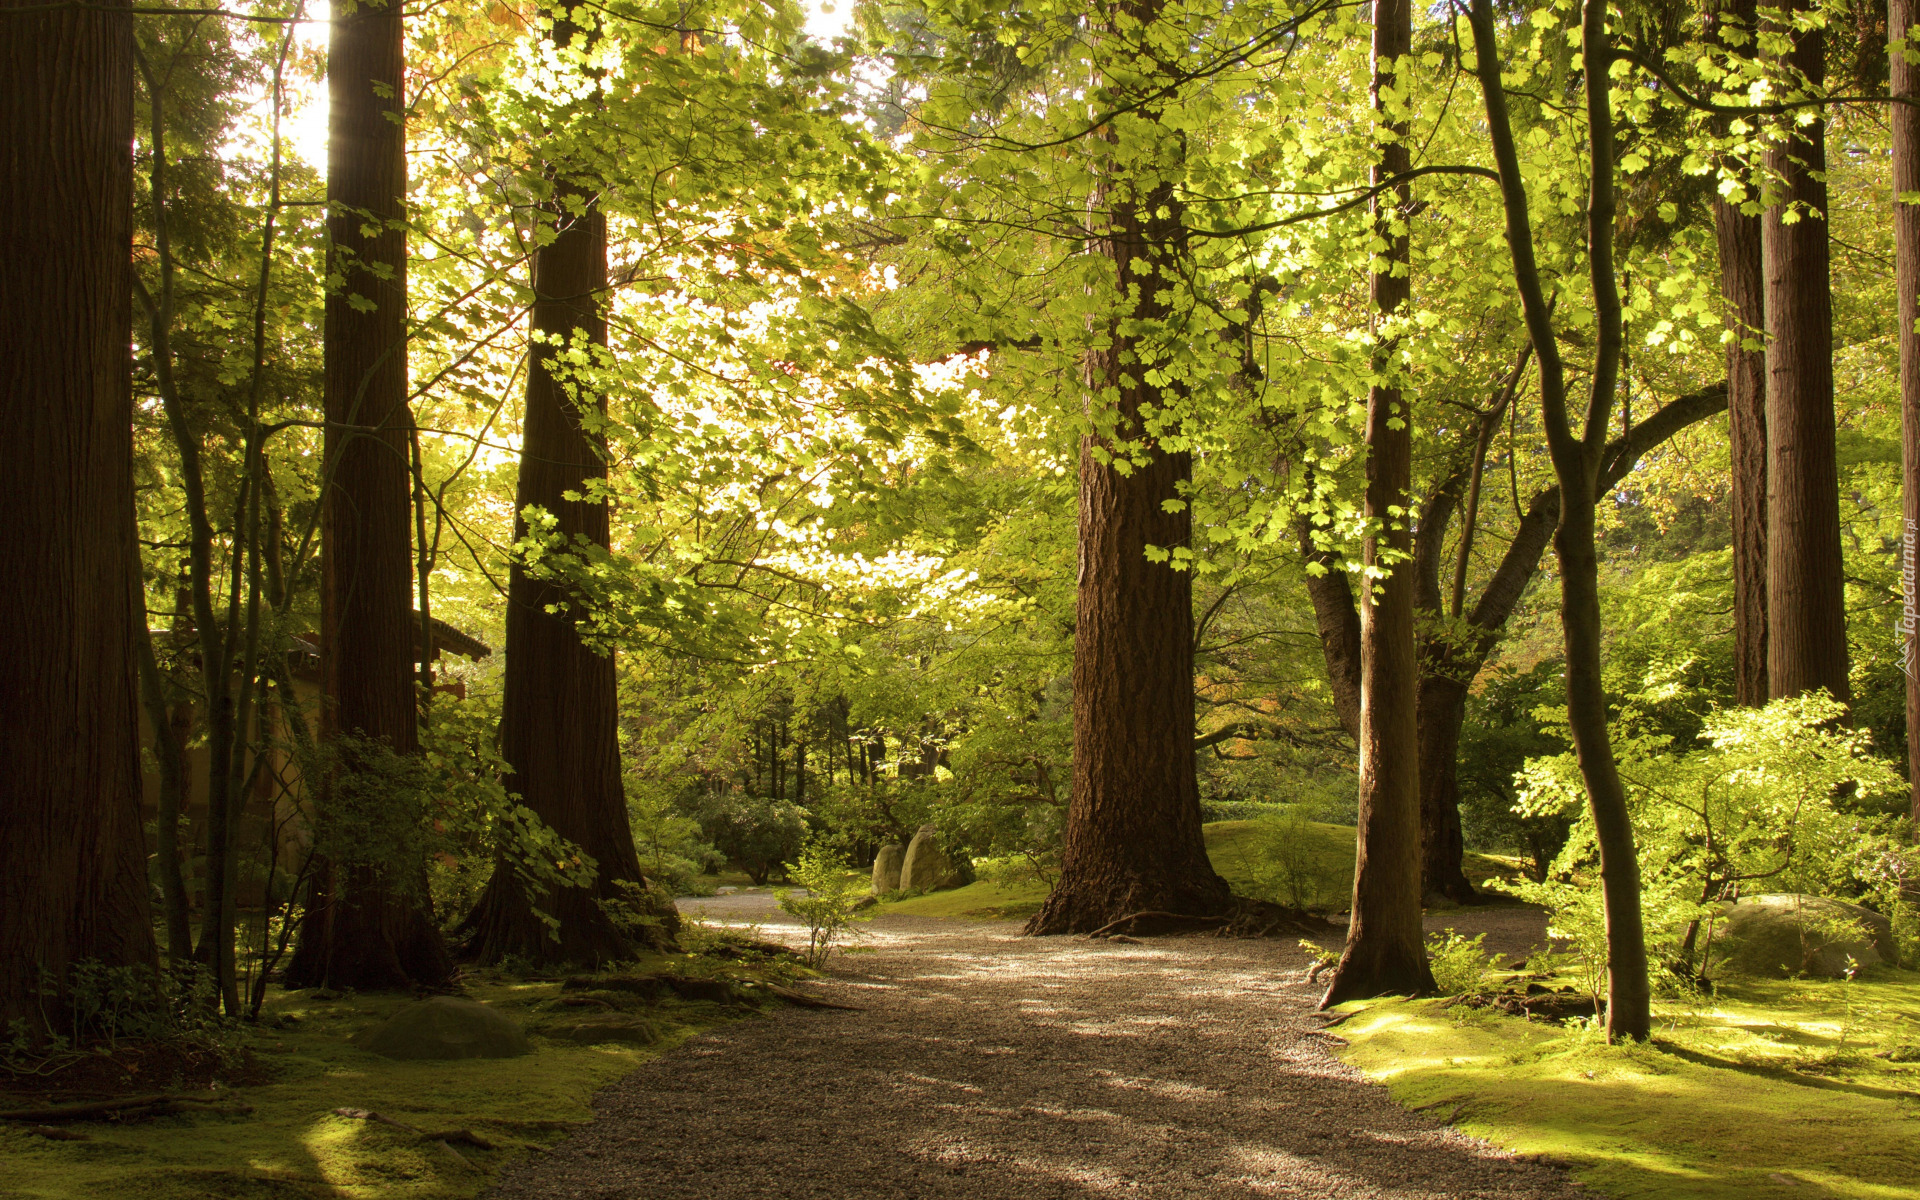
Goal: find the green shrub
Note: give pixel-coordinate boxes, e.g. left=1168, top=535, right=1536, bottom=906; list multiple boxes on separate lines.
left=776, top=843, right=873, bottom=968
left=1425, top=928, right=1504, bottom=995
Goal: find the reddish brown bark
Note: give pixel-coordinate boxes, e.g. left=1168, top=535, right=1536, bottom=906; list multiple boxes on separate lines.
left=1322, top=0, right=1435, bottom=1004
left=1762, top=0, right=1850, bottom=710
left=1896, top=0, right=1920, bottom=825
left=1714, top=0, right=1769, bottom=708
left=287, top=0, right=450, bottom=991
left=464, top=123, right=678, bottom=965
left=0, top=0, right=159, bottom=1031
left=1024, top=128, right=1231, bottom=934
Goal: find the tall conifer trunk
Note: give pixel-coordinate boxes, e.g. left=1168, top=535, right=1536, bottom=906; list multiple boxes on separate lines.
left=1763, top=0, right=1850, bottom=709
left=0, top=0, right=158, bottom=1031
left=1713, top=0, right=1768, bottom=707
left=464, top=13, right=678, bottom=961
left=1025, top=0, right=1231, bottom=934
left=1321, top=0, right=1434, bottom=1004
left=288, top=0, right=451, bottom=990
left=1895, top=0, right=1920, bottom=823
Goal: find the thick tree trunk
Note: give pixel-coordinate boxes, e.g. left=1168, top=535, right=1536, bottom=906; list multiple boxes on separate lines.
left=287, top=0, right=451, bottom=991
left=1763, top=0, right=1850, bottom=709
left=0, top=0, right=158, bottom=1032
left=1714, top=0, right=1769, bottom=708
left=1024, top=137, right=1231, bottom=934
left=464, top=132, right=679, bottom=966
left=1322, top=0, right=1435, bottom=1004
left=1894, top=0, right=1920, bottom=828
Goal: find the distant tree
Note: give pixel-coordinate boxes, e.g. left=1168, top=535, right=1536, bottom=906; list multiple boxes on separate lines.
left=463, top=3, right=679, bottom=965
left=1762, top=0, right=1849, bottom=710
left=287, top=0, right=451, bottom=990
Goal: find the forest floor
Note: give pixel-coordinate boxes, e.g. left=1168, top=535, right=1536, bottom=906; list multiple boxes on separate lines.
left=486, top=892, right=1588, bottom=1200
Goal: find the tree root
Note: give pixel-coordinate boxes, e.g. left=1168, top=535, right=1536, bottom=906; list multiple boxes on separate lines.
left=0, top=1093, right=245, bottom=1123
left=1086, top=900, right=1337, bottom=941
left=331, top=1107, right=497, bottom=1169
left=766, top=984, right=865, bottom=1011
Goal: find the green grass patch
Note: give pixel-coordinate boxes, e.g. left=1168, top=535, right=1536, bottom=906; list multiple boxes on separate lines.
left=876, top=817, right=1522, bottom=921
left=0, top=944, right=784, bottom=1199
left=876, top=877, right=1051, bottom=920
left=1333, top=967, right=1920, bottom=1199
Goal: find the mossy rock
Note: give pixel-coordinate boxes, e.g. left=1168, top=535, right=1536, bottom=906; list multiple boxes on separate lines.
left=871, top=843, right=905, bottom=893
left=351, top=995, right=531, bottom=1060
left=1711, top=893, right=1895, bottom=979
left=547, top=1017, right=663, bottom=1047
left=900, top=825, right=971, bottom=891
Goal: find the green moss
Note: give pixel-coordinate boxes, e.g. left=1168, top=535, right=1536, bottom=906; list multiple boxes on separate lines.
left=1334, top=968, right=1920, bottom=1198
left=0, top=959, right=766, bottom=1200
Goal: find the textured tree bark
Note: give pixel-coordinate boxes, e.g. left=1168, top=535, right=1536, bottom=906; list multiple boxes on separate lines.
left=1300, top=522, right=1363, bottom=742
left=1321, top=0, right=1435, bottom=1004
left=1025, top=11, right=1231, bottom=930
left=1713, top=0, right=1769, bottom=708
left=287, top=0, right=451, bottom=991
left=1895, top=0, right=1920, bottom=827
left=1762, top=0, right=1850, bottom=710
left=1306, top=386, right=1725, bottom=912
left=463, top=87, right=679, bottom=964
left=1414, top=673, right=1477, bottom=903
left=0, top=0, right=159, bottom=1031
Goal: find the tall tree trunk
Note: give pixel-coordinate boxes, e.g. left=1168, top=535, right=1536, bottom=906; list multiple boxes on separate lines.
left=1468, top=0, right=1651, bottom=1039
left=1896, top=0, right=1920, bottom=825
left=1763, top=0, right=1850, bottom=709
left=464, top=62, right=679, bottom=962
left=287, top=0, right=450, bottom=991
left=0, top=0, right=158, bottom=1032
left=1025, top=36, right=1231, bottom=931
left=1322, top=0, right=1434, bottom=1004
left=1713, top=0, right=1769, bottom=707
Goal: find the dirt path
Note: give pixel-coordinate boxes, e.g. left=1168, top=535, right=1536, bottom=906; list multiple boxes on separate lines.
left=489, top=898, right=1587, bottom=1200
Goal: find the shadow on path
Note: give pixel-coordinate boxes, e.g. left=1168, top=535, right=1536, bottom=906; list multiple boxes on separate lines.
left=487, top=909, right=1587, bottom=1200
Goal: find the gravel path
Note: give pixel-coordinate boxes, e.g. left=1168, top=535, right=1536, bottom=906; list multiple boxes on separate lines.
left=489, top=896, right=1587, bottom=1200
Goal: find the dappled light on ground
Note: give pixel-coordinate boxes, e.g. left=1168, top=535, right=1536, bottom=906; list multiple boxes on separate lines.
left=490, top=904, right=1583, bottom=1200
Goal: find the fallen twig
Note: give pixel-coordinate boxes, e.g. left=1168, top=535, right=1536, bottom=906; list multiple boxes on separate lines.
left=1086, top=911, right=1228, bottom=940
left=766, top=983, right=866, bottom=1012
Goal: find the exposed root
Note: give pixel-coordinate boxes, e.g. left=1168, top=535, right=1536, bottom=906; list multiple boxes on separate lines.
left=0, top=1093, right=245, bottom=1123
left=332, top=1107, right=496, bottom=1170
left=1086, top=900, right=1337, bottom=941
left=766, top=984, right=866, bottom=1012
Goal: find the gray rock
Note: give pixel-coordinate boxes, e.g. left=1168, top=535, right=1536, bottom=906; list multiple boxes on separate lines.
left=1711, top=893, right=1896, bottom=979
left=352, top=996, right=531, bottom=1060
left=549, top=1017, right=662, bottom=1047
left=871, top=844, right=905, bottom=894
left=899, top=825, right=970, bottom=892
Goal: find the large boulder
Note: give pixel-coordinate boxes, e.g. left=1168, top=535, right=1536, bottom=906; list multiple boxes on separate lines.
left=1711, top=894, right=1896, bottom=979
left=899, top=825, right=969, bottom=892
left=352, top=996, right=530, bottom=1060
left=871, top=844, right=905, bottom=894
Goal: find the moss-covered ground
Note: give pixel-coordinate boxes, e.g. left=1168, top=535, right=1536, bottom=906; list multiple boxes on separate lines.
left=0, top=938, right=793, bottom=1200
left=1333, top=967, right=1920, bottom=1199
